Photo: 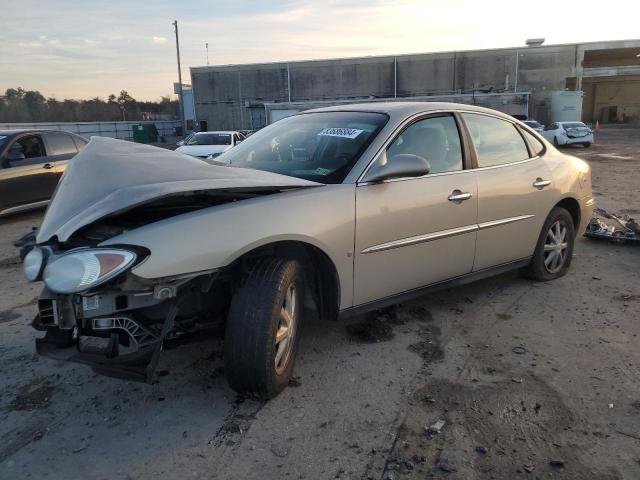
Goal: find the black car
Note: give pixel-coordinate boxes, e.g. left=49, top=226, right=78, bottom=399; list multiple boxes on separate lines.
left=0, top=129, right=88, bottom=216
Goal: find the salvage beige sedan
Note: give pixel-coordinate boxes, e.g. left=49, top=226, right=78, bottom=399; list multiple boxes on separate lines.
left=24, top=102, right=594, bottom=398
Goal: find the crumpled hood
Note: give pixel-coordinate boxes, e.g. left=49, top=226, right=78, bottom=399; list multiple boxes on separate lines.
left=37, top=137, right=320, bottom=243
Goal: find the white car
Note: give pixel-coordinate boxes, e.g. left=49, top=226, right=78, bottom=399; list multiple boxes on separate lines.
left=542, top=122, right=593, bottom=148
left=175, top=131, right=245, bottom=159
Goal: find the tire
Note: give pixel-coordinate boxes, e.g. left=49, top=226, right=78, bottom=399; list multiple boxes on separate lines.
left=553, top=136, right=560, bottom=147
left=583, top=142, right=591, bottom=148
left=521, top=207, right=575, bottom=282
left=224, top=258, right=305, bottom=398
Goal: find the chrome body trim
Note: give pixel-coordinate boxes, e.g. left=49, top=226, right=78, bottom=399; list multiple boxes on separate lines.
left=362, top=214, right=536, bottom=254
left=361, top=224, right=478, bottom=254
left=478, top=214, right=536, bottom=230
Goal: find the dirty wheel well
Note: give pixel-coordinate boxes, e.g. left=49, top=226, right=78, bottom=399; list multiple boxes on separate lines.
left=555, top=198, right=581, bottom=232
left=230, top=241, right=340, bottom=321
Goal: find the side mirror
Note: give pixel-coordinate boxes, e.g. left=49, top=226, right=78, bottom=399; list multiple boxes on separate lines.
left=364, top=153, right=431, bottom=183
left=176, top=140, right=184, bottom=147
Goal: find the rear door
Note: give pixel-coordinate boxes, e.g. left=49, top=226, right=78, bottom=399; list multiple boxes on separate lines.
left=41, top=131, right=80, bottom=179
left=0, top=133, right=58, bottom=211
left=461, top=113, right=556, bottom=271
left=353, top=113, right=478, bottom=306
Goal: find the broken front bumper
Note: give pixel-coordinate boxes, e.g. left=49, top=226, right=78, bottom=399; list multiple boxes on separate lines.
left=34, top=300, right=179, bottom=382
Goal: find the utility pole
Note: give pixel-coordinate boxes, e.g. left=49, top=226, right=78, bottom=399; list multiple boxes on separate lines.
left=206, top=42, right=209, bottom=65
left=172, top=20, right=186, bottom=137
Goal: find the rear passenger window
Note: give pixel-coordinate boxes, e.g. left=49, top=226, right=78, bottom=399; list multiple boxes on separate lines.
left=521, top=129, right=545, bottom=157
left=387, top=115, right=463, bottom=174
left=462, top=113, right=529, bottom=167
left=43, top=132, right=78, bottom=156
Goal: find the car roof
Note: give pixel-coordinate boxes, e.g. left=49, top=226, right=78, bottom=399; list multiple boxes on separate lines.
left=305, top=101, right=515, bottom=121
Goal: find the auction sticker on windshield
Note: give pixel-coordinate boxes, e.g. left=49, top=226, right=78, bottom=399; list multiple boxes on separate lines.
left=318, top=127, right=363, bottom=139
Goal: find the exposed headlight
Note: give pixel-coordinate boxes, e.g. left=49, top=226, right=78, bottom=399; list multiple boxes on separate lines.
left=43, top=248, right=137, bottom=294
left=23, top=247, right=46, bottom=282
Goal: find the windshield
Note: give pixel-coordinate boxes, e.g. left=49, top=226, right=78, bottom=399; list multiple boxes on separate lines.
left=187, top=133, right=231, bottom=146
left=524, top=121, right=541, bottom=128
left=222, top=111, right=388, bottom=184
left=0, top=136, right=7, bottom=151
left=563, top=122, right=587, bottom=129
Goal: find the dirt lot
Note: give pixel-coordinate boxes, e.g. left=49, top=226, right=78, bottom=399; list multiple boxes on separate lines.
left=1, top=129, right=639, bottom=480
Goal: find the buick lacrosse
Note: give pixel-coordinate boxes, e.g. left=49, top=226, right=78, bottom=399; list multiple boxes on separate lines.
left=25, top=102, right=593, bottom=397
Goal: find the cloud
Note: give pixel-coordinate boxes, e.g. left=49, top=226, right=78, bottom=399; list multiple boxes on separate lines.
left=152, top=36, right=168, bottom=44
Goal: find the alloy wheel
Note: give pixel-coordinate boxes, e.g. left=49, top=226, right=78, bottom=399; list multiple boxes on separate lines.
left=543, top=220, right=568, bottom=274
left=275, top=283, right=297, bottom=375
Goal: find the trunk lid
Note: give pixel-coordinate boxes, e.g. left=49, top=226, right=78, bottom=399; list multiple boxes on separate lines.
left=37, top=137, right=320, bottom=243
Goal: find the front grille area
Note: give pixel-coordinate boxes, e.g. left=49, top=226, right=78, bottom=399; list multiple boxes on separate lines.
left=38, top=299, right=57, bottom=326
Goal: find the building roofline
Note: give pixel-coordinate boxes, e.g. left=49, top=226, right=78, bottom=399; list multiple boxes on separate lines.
left=190, top=38, right=640, bottom=72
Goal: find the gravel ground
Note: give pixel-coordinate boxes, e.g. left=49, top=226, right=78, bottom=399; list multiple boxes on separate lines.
left=0, top=129, right=639, bottom=480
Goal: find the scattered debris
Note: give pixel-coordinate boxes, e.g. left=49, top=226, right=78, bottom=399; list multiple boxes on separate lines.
left=288, top=377, right=302, bottom=387
left=475, top=446, right=488, bottom=455
left=549, top=459, right=565, bottom=469
left=436, top=457, right=457, bottom=473
left=608, top=403, right=614, bottom=409
left=511, top=346, right=527, bottom=355
left=511, top=377, right=524, bottom=384
left=270, top=444, right=288, bottom=458
left=523, top=463, right=534, bottom=473
left=425, top=419, right=446, bottom=436
left=617, top=294, right=640, bottom=302
left=585, top=207, right=640, bottom=244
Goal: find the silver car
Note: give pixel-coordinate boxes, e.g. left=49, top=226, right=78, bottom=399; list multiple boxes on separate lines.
left=24, top=102, right=594, bottom=398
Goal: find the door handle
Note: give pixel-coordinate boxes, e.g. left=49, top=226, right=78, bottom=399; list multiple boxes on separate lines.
left=448, top=190, right=473, bottom=203
left=532, top=178, right=551, bottom=189
left=42, top=163, right=54, bottom=169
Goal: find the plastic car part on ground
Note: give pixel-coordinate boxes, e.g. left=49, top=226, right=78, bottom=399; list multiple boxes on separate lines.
left=584, top=207, right=640, bottom=244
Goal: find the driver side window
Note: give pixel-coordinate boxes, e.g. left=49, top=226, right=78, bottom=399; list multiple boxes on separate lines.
left=5, top=135, right=45, bottom=167
left=387, top=115, right=463, bottom=174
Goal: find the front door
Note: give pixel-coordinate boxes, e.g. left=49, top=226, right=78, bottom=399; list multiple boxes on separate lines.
left=353, top=113, right=478, bottom=306
left=0, top=134, right=58, bottom=212
left=460, top=113, right=557, bottom=271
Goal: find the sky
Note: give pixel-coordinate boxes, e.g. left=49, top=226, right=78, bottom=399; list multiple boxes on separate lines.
left=2, top=0, right=639, bottom=101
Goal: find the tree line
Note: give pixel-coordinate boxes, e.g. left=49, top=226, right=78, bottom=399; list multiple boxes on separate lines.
left=0, top=88, right=179, bottom=123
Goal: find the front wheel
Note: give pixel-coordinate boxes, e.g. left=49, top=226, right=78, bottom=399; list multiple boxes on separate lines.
left=224, top=258, right=305, bottom=398
left=521, top=207, right=575, bottom=281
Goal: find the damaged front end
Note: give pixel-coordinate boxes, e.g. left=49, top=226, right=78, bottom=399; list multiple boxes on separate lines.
left=25, top=136, right=321, bottom=382
left=30, top=245, right=229, bottom=382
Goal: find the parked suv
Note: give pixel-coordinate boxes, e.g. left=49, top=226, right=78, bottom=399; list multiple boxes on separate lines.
left=26, top=103, right=593, bottom=398
left=0, top=129, right=88, bottom=216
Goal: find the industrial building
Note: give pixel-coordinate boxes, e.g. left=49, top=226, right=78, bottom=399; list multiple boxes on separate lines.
left=190, top=39, right=640, bottom=130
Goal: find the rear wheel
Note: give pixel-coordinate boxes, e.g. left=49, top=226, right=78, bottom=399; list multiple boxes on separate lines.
left=521, top=207, right=575, bottom=281
left=583, top=142, right=591, bottom=148
left=224, top=258, right=305, bottom=398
